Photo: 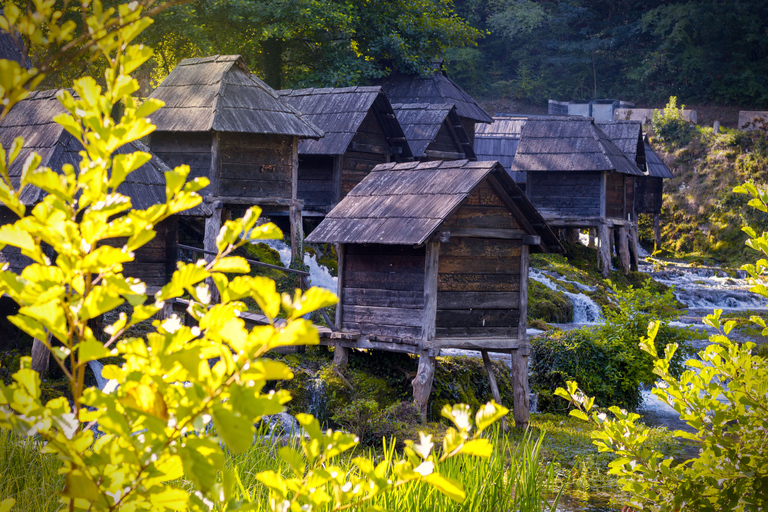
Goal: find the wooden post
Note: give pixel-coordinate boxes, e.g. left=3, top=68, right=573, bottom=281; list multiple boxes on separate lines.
left=511, top=346, right=530, bottom=429
left=413, top=240, right=440, bottom=422
left=599, top=224, right=611, bottom=277
left=481, top=351, right=508, bottom=432
left=412, top=350, right=436, bottom=423
left=289, top=204, right=303, bottom=264
left=618, top=224, right=630, bottom=274
left=630, top=222, right=640, bottom=271
left=422, top=241, right=440, bottom=342
left=31, top=332, right=51, bottom=377
left=164, top=217, right=179, bottom=283
left=333, top=244, right=349, bottom=367
left=512, top=243, right=531, bottom=429
left=204, top=204, right=223, bottom=303
left=566, top=228, right=580, bottom=245
left=654, top=213, right=661, bottom=252
left=588, top=228, right=596, bottom=248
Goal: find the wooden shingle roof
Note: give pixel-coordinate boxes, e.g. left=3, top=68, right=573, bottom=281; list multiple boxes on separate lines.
left=0, top=89, right=210, bottom=216
left=276, top=86, right=411, bottom=157
left=596, top=120, right=646, bottom=170
left=475, top=117, right=527, bottom=173
left=644, top=143, right=673, bottom=178
left=378, top=71, right=493, bottom=124
left=306, top=159, right=561, bottom=253
left=391, top=103, right=475, bottom=159
left=509, top=117, right=643, bottom=176
left=149, top=55, right=323, bottom=138
left=0, top=15, right=30, bottom=68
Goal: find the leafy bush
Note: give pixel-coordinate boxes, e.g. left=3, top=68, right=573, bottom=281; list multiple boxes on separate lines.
left=531, top=282, right=694, bottom=413
left=652, top=96, right=693, bottom=145
left=0, top=3, right=508, bottom=511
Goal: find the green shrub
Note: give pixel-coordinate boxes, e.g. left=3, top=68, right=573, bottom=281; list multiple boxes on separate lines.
left=531, top=281, right=694, bottom=412
left=652, top=96, right=693, bottom=145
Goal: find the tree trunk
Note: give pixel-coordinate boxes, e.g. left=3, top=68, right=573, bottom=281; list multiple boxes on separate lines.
left=262, top=38, right=283, bottom=90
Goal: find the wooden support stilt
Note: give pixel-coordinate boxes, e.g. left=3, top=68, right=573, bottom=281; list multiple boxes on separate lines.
left=618, top=225, right=631, bottom=274
left=412, top=350, right=436, bottom=423
left=157, top=301, right=174, bottom=321
left=654, top=213, right=661, bottom=252
left=566, top=228, right=580, bottom=245
left=204, top=204, right=223, bottom=303
left=289, top=205, right=303, bottom=264
left=481, top=350, right=508, bottom=432
left=630, top=223, right=640, bottom=271
left=511, top=346, right=530, bottom=429
left=599, top=224, right=611, bottom=277
left=31, top=332, right=51, bottom=377
left=333, top=345, right=349, bottom=368
left=588, top=228, right=596, bottom=248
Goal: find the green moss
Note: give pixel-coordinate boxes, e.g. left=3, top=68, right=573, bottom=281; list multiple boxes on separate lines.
left=528, top=280, right=573, bottom=323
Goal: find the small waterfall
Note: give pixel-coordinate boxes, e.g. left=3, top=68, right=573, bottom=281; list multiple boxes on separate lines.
left=306, top=378, right=327, bottom=422
left=87, top=360, right=117, bottom=392
left=258, top=239, right=338, bottom=292
left=530, top=269, right=604, bottom=324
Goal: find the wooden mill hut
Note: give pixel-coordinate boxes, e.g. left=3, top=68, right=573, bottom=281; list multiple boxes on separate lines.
left=275, top=86, right=412, bottom=216
left=474, top=117, right=527, bottom=183
left=377, top=69, right=493, bottom=142
left=392, top=103, right=476, bottom=161
left=510, top=117, right=644, bottom=276
left=147, top=55, right=323, bottom=262
left=306, top=159, right=562, bottom=426
left=0, top=89, right=210, bottom=289
left=641, top=141, right=673, bottom=248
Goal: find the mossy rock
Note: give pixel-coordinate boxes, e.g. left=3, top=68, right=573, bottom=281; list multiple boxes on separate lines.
left=528, top=280, right=573, bottom=323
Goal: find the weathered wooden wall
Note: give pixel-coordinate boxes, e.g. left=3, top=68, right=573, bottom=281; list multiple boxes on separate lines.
left=625, top=176, right=635, bottom=219
left=426, top=121, right=462, bottom=158
left=151, top=132, right=295, bottom=200
left=435, top=181, right=522, bottom=337
left=297, top=154, right=335, bottom=210
left=460, top=117, right=476, bottom=145
left=340, top=111, right=390, bottom=198
left=340, top=244, right=425, bottom=341
left=218, top=133, right=294, bottom=199
left=635, top=176, right=663, bottom=214
left=150, top=132, right=212, bottom=181
left=526, top=171, right=602, bottom=219
left=605, top=171, right=625, bottom=219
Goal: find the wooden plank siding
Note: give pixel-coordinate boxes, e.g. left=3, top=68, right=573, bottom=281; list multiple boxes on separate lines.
left=527, top=171, right=602, bottom=219
left=218, top=133, right=294, bottom=199
left=103, top=218, right=175, bottom=288
left=340, top=244, right=425, bottom=342
left=606, top=171, right=625, bottom=219
left=298, top=154, right=335, bottom=209
left=435, top=178, right=523, bottom=337
left=340, top=111, right=390, bottom=199
left=636, top=176, right=664, bottom=214
left=149, top=132, right=213, bottom=181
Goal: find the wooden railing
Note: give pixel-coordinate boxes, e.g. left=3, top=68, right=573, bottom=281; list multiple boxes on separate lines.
left=177, top=244, right=336, bottom=331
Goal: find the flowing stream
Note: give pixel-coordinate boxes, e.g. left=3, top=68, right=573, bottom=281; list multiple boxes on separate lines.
left=529, top=268, right=604, bottom=324
left=259, top=239, right=338, bottom=291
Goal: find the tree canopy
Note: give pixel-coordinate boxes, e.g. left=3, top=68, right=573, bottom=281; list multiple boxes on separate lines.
left=447, top=0, right=768, bottom=106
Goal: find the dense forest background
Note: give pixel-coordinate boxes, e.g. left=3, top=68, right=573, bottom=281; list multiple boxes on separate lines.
left=33, top=0, right=768, bottom=107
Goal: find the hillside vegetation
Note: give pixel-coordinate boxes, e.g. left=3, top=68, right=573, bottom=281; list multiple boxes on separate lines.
left=646, top=115, right=768, bottom=265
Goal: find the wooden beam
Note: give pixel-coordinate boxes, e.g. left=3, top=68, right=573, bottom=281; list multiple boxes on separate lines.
left=518, top=244, right=529, bottom=342
left=446, top=228, right=528, bottom=239
left=486, top=174, right=548, bottom=253
left=523, top=235, right=541, bottom=246
left=511, top=347, right=530, bottom=429
left=204, top=196, right=304, bottom=208
left=599, top=223, right=611, bottom=278
left=318, top=337, right=433, bottom=356
left=422, top=241, right=439, bottom=342
left=349, top=142, right=389, bottom=155
left=423, top=337, right=526, bottom=351
left=424, top=150, right=465, bottom=160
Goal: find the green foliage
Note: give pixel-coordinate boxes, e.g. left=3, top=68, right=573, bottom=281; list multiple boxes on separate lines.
left=557, top=313, right=768, bottom=512
left=531, top=282, right=694, bottom=413
left=0, top=4, right=508, bottom=511
left=528, top=279, right=574, bottom=323
left=652, top=96, right=693, bottom=145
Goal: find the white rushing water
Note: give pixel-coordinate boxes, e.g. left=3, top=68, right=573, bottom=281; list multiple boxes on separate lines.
left=529, top=268, right=604, bottom=324
left=258, top=239, right=338, bottom=292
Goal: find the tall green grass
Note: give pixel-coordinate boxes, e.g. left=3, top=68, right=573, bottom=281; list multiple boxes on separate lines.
left=0, top=425, right=562, bottom=512
left=0, top=431, right=63, bottom=511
